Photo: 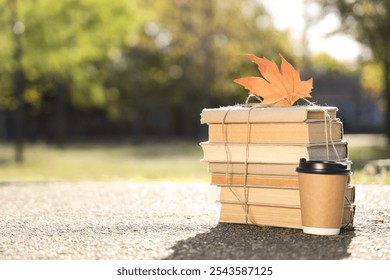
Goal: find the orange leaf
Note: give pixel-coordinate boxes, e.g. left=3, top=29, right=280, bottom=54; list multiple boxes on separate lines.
left=234, top=54, right=313, bottom=106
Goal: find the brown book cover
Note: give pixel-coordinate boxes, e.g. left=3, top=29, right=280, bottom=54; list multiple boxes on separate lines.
left=208, top=161, right=352, bottom=176
left=208, top=162, right=299, bottom=176
left=208, top=121, right=343, bottom=144
left=211, top=173, right=299, bottom=187
left=219, top=203, right=302, bottom=228
left=218, top=185, right=355, bottom=208
left=219, top=203, right=355, bottom=229
left=200, top=141, right=348, bottom=164
left=201, top=106, right=338, bottom=124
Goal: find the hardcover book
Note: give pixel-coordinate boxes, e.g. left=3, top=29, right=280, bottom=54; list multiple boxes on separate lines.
left=200, top=141, right=348, bottom=164
left=218, top=185, right=355, bottom=208
left=219, top=203, right=355, bottom=229
left=201, top=106, right=338, bottom=124
left=208, top=121, right=343, bottom=144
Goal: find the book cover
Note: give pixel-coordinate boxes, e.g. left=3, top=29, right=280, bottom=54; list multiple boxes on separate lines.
left=200, top=141, right=348, bottom=164
left=218, top=185, right=355, bottom=207
left=219, top=186, right=300, bottom=207
left=201, top=105, right=338, bottom=124
left=219, top=203, right=302, bottom=228
left=208, top=162, right=299, bottom=176
left=219, top=203, right=355, bottom=229
left=208, top=121, right=343, bottom=144
left=211, top=173, right=299, bottom=187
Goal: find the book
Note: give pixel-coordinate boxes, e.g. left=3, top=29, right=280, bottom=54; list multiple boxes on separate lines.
left=208, top=121, right=343, bottom=144
left=219, top=203, right=355, bottom=229
left=200, top=105, right=338, bottom=124
left=200, top=141, right=348, bottom=164
left=208, top=161, right=352, bottom=177
left=208, top=162, right=299, bottom=176
left=219, top=186, right=300, bottom=207
left=211, top=173, right=299, bottom=187
left=218, top=185, right=356, bottom=207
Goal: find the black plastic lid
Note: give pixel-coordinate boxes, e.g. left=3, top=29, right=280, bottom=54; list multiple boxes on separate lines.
left=296, top=158, right=352, bottom=175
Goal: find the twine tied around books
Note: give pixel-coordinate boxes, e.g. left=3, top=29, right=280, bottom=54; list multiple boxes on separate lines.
left=220, top=93, right=354, bottom=228
left=242, top=94, right=341, bottom=161
left=221, top=102, right=256, bottom=225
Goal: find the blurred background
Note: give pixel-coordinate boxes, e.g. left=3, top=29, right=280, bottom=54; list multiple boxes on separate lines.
left=0, top=0, right=389, bottom=183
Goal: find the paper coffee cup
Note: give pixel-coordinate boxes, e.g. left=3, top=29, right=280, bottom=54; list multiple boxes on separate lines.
left=296, top=158, right=352, bottom=235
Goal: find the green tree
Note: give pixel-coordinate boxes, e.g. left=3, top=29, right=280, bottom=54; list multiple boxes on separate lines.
left=315, top=0, right=390, bottom=140
left=0, top=0, right=142, bottom=159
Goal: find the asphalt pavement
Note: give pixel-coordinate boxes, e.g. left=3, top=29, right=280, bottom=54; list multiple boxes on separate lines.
left=0, top=181, right=389, bottom=260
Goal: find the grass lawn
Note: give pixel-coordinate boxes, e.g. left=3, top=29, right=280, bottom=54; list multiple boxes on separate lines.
left=348, top=146, right=390, bottom=184
left=0, top=137, right=389, bottom=183
left=0, top=141, right=209, bottom=182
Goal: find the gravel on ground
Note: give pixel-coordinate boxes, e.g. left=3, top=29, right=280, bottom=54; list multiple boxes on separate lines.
left=0, top=181, right=389, bottom=260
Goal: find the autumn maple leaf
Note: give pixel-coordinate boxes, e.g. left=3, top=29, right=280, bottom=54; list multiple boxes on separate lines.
left=234, top=54, right=313, bottom=106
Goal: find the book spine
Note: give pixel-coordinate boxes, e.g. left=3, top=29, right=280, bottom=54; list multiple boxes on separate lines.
left=201, top=142, right=348, bottom=164
left=219, top=203, right=354, bottom=228
left=211, top=174, right=299, bottom=187
left=208, top=162, right=298, bottom=176
left=208, top=122, right=343, bottom=144
left=201, top=107, right=338, bottom=124
left=218, top=185, right=355, bottom=207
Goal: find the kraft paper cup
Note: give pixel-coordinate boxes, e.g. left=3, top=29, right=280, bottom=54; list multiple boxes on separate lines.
left=296, top=158, right=352, bottom=235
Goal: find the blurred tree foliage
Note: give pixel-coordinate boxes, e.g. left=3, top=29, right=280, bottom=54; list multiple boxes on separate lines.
left=0, top=0, right=142, bottom=159
left=360, top=62, right=384, bottom=98
left=311, top=53, right=356, bottom=75
left=0, top=0, right=296, bottom=158
left=106, top=0, right=295, bottom=140
left=0, top=0, right=141, bottom=109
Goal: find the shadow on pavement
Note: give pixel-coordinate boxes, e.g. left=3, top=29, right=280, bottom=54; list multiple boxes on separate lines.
left=165, top=223, right=355, bottom=260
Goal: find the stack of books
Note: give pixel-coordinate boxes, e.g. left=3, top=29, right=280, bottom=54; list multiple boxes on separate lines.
left=200, top=105, right=355, bottom=229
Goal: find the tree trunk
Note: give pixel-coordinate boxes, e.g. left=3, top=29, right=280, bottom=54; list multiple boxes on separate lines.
left=131, top=74, right=145, bottom=144
left=384, top=61, right=390, bottom=144
left=181, top=55, right=197, bottom=139
left=55, top=80, right=69, bottom=148
left=13, top=69, right=25, bottom=162
left=198, top=0, right=215, bottom=140
left=10, top=0, right=25, bottom=162
left=130, top=48, right=145, bottom=144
